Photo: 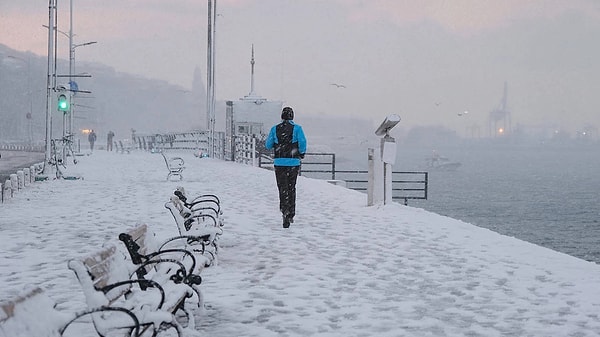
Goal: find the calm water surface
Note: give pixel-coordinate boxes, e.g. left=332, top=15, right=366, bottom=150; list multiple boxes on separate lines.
left=335, top=142, right=600, bottom=264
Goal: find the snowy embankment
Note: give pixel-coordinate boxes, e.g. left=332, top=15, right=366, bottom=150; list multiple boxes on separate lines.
left=1, top=151, right=600, bottom=336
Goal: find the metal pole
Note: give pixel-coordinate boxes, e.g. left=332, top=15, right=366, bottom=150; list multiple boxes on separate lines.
left=44, top=0, right=56, bottom=173
left=206, top=0, right=212, bottom=156
left=68, top=0, right=74, bottom=137
left=206, top=0, right=217, bottom=158
left=211, top=0, right=217, bottom=157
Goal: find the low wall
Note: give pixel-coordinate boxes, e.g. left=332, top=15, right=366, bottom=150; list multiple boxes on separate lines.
left=1, top=163, right=44, bottom=204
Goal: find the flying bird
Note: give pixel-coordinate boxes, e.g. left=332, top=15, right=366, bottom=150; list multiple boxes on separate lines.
left=330, top=83, right=346, bottom=88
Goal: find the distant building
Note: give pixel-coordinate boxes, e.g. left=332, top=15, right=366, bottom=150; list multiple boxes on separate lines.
left=225, top=45, right=282, bottom=159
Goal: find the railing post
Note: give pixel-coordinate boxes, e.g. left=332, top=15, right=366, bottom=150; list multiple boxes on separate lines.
left=331, top=154, right=336, bottom=180
left=252, top=136, right=257, bottom=166
left=10, top=174, right=18, bottom=197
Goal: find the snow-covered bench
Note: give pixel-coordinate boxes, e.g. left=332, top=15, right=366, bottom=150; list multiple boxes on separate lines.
left=116, top=140, right=133, bottom=154
left=68, top=243, right=199, bottom=336
left=0, top=287, right=72, bottom=337
left=118, top=223, right=207, bottom=285
left=173, top=187, right=223, bottom=228
left=0, top=287, right=141, bottom=337
left=161, top=152, right=185, bottom=181
left=165, top=196, right=223, bottom=267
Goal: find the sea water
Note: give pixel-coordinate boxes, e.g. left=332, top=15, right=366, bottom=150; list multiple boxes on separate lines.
left=331, top=141, right=600, bottom=264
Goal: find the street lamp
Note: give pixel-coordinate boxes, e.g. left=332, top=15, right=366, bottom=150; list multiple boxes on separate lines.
left=43, top=24, right=96, bottom=137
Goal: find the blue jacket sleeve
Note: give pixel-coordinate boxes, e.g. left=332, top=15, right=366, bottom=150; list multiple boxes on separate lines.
left=265, top=126, right=276, bottom=150
left=295, top=125, right=307, bottom=155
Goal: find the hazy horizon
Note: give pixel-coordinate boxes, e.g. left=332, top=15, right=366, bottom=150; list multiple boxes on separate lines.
left=1, top=0, right=599, bottom=136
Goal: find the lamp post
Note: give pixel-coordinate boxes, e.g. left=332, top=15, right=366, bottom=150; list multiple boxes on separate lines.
left=43, top=24, right=96, bottom=138
left=206, top=0, right=217, bottom=158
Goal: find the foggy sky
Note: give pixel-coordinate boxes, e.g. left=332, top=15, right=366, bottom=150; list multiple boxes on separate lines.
left=1, top=0, right=599, bottom=135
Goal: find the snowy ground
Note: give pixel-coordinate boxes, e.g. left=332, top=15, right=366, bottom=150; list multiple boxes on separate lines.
left=2, top=151, right=600, bottom=336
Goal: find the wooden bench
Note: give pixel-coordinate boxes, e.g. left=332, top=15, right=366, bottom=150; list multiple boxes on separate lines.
left=0, top=287, right=142, bottom=337
left=68, top=243, right=197, bottom=336
left=161, top=152, right=185, bottom=181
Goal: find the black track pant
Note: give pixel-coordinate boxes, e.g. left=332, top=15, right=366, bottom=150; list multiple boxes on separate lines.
left=274, top=165, right=300, bottom=218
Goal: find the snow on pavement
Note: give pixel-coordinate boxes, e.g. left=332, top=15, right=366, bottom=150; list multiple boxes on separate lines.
left=2, top=151, right=600, bottom=336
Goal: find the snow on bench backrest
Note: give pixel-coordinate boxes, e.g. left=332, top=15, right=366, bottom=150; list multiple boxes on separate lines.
left=165, top=198, right=220, bottom=241
left=0, top=287, right=71, bottom=337
left=69, top=244, right=132, bottom=304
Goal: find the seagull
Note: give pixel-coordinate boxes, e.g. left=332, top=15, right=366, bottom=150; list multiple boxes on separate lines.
left=458, top=110, right=469, bottom=116
left=330, top=83, right=346, bottom=88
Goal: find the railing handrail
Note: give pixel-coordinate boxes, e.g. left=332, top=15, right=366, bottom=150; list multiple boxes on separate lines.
left=258, top=152, right=428, bottom=205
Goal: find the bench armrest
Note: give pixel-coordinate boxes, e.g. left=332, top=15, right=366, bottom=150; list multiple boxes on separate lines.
left=159, top=235, right=209, bottom=252
left=144, top=252, right=195, bottom=277
left=62, top=306, right=141, bottom=337
left=101, top=279, right=166, bottom=310
left=183, top=213, right=218, bottom=229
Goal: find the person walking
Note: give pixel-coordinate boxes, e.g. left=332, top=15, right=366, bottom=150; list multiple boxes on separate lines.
left=88, top=130, right=97, bottom=151
left=107, top=130, right=115, bottom=151
left=265, top=106, right=307, bottom=228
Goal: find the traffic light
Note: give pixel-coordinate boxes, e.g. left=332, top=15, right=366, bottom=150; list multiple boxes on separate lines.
left=57, top=94, right=69, bottom=112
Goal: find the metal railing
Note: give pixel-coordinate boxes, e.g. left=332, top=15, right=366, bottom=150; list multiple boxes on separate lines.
left=133, top=131, right=226, bottom=159
left=258, top=152, right=428, bottom=205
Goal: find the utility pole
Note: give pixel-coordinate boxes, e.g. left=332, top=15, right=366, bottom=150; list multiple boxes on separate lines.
left=44, top=0, right=57, bottom=173
left=68, top=0, right=74, bottom=137
left=206, top=0, right=217, bottom=157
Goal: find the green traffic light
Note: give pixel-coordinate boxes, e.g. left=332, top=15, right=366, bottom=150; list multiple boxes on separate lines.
left=58, top=94, right=69, bottom=111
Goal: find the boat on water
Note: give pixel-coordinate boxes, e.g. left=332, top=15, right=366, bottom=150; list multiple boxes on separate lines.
left=425, top=152, right=461, bottom=171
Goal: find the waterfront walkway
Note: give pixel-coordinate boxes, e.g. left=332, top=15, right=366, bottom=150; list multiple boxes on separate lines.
left=2, top=151, right=600, bottom=336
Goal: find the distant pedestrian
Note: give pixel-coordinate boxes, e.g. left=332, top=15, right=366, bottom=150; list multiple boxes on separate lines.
left=88, top=130, right=97, bottom=151
left=265, top=106, right=307, bottom=228
left=107, top=130, right=115, bottom=151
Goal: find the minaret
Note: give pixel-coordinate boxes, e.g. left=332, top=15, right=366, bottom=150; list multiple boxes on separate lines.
left=249, top=44, right=256, bottom=96
left=242, top=44, right=266, bottom=103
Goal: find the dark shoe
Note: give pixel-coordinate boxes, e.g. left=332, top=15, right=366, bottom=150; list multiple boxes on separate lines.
left=283, top=218, right=290, bottom=228
left=287, top=216, right=294, bottom=223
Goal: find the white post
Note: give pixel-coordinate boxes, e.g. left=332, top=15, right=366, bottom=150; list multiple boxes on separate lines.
left=17, top=171, right=24, bottom=190
left=367, top=147, right=384, bottom=206
left=372, top=114, right=401, bottom=206
left=23, top=168, right=31, bottom=186
left=10, top=174, right=18, bottom=196
left=251, top=136, right=257, bottom=166
left=381, top=136, right=397, bottom=204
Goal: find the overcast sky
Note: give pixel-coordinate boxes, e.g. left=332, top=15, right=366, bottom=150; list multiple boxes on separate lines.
left=1, top=0, right=599, bottom=135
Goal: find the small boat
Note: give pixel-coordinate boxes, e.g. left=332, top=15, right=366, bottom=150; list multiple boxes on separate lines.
left=425, top=152, right=461, bottom=171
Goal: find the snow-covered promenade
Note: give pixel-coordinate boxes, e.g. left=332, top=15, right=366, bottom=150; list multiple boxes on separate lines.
left=2, top=151, right=600, bottom=336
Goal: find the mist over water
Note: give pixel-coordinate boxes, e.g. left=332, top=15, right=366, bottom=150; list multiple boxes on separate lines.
left=328, top=140, right=600, bottom=264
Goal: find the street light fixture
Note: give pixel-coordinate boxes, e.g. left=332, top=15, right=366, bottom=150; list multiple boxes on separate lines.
left=69, top=41, right=96, bottom=139
left=42, top=24, right=70, bottom=39
left=42, top=14, right=97, bottom=145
